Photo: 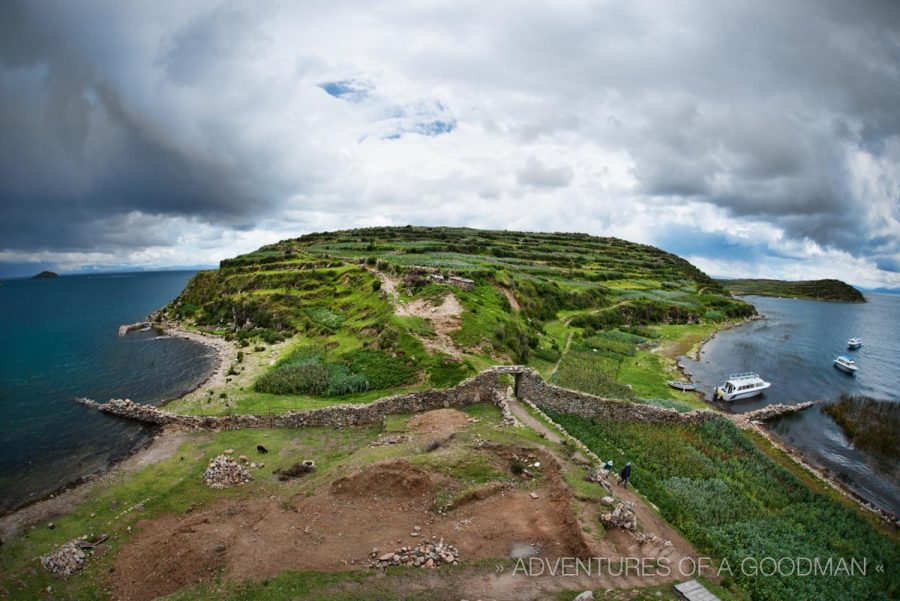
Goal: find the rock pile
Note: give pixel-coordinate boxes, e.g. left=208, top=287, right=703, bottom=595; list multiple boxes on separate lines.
left=600, top=501, right=638, bottom=531
left=369, top=537, right=460, bottom=569
left=41, top=541, right=87, bottom=577
left=202, top=452, right=253, bottom=489
left=369, top=434, right=409, bottom=447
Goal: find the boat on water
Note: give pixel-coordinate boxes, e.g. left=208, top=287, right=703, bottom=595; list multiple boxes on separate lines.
left=666, top=380, right=696, bottom=391
left=714, top=372, right=771, bottom=401
left=847, top=337, right=862, bottom=349
left=833, top=356, right=858, bottom=374
left=139, top=324, right=152, bottom=332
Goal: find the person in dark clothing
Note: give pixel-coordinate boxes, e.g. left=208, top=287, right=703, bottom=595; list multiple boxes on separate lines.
left=619, top=462, right=632, bottom=488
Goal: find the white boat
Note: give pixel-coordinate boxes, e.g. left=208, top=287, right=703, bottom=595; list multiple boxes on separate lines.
left=847, top=337, right=862, bottom=349
left=714, top=372, right=771, bottom=401
left=833, top=356, right=858, bottom=374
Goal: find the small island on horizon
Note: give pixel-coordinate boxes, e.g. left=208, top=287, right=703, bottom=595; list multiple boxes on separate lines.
left=31, top=271, right=59, bottom=280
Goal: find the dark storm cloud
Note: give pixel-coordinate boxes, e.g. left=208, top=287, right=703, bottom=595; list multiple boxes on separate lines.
left=0, top=0, right=897, bottom=285
left=0, top=1, right=270, bottom=254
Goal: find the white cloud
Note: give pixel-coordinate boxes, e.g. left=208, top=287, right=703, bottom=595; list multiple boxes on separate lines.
left=1, top=0, right=899, bottom=287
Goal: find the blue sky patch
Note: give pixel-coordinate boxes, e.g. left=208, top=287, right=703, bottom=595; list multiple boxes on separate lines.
left=319, top=79, right=373, bottom=102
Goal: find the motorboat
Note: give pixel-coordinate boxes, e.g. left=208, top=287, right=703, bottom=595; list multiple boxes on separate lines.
left=847, top=337, right=862, bottom=349
left=833, top=356, right=858, bottom=374
left=714, top=372, right=771, bottom=401
left=666, top=380, right=696, bottom=391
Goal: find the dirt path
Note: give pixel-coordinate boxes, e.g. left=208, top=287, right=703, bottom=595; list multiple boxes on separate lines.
left=549, top=332, right=573, bottom=380
left=504, top=394, right=703, bottom=597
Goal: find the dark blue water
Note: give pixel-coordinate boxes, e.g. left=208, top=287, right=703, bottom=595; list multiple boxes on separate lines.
left=681, top=293, right=900, bottom=515
left=0, top=272, right=216, bottom=513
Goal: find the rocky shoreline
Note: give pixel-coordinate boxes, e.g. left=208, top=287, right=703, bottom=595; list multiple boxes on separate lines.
left=683, top=305, right=898, bottom=525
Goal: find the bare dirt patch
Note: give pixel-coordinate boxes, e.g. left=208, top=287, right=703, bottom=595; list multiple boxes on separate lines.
left=108, top=448, right=592, bottom=601
left=331, top=459, right=436, bottom=498
left=407, top=408, right=470, bottom=439
left=397, top=294, right=465, bottom=357
left=497, top=286, right=521, bottom=311
left=107, top=433, right=702, bottom=601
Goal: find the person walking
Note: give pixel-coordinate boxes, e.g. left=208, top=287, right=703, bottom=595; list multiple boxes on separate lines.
left=618, top=462, right=632, bottom=488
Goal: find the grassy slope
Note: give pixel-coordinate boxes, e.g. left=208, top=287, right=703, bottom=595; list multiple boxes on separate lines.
left=548, top=412, right=899, bottom=601
left=0, top=405, right=579, bottom=600
left=717, top=278, right=865, bottom=303
left=162, top=226, right=755, bottom=414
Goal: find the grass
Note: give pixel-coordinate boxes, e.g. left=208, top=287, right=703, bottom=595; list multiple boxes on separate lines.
left=0, top=426, right=379, bottom=600
left=0, top=401, right=573, bottom=599
left=821, top=394, right=900, bottom=458
left=163, top=226, right=751, bottom=408
left=547, top=412, right=900, bottom=601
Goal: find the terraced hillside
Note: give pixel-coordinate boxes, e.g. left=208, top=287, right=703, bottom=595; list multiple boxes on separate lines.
left=717, top=278, right=865, bottom=302
left=163, top=227, right=755, bottom=413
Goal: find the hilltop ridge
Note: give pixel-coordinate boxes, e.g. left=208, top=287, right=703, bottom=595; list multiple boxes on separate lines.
left=161, top=226, right=755, bottom=412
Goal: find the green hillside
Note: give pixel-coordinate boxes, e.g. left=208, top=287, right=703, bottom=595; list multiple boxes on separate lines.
left=717, top=278, right=865, bottom=302
left=162, top=226, right=755, bottom=412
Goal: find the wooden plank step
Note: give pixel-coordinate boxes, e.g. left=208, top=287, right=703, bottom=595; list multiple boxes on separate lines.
left=673, top=579, right=721, bottom=601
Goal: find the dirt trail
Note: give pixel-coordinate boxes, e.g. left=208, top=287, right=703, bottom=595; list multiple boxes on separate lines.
left=505, top=394, right=702, bottom=594
left=549, top=332, right=573, bottom=379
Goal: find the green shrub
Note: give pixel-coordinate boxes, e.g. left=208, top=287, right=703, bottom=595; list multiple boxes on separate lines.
left=304, top=307, right=346, bottom=330
left=546, top=412, right=899, bottom=601
left=345, top=349, right=416, bottom=390
left=428, top=358, right=474, bottom=388
left=255, top=360, right=330, bottom=395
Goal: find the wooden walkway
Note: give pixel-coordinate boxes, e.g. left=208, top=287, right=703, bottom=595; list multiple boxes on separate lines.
left=674, top=579, right=720, bottom=601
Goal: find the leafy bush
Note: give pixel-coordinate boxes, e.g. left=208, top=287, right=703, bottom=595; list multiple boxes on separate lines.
left=428, top=358, right=474, bottom=388
left=346, top=349, right=416, bottom=389
left=255, top=360, right=330, bottom=395
left=304, top=307, right=346, bottom=330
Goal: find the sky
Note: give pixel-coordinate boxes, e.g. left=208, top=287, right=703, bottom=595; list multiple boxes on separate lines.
left=1, top=1, right=899, bottom=287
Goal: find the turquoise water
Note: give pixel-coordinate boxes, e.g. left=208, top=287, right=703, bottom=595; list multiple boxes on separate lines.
left=0, top=272, right=215, bottom=513
left=681, top=293, right=900, bottom=515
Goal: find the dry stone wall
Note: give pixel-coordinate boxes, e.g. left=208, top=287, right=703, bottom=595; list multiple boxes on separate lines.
left=513, top=368, right=718, bottom=424
left=77, top=365, right=810, bottom=432
left=77, top=369, right=502, bottom=430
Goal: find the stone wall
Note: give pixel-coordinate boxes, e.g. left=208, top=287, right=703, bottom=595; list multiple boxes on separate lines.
left=77, top=365, right=810, bottom=432
left=77, top=369, right=503, bottom=431
left=514, top=368, right=719, bottom=424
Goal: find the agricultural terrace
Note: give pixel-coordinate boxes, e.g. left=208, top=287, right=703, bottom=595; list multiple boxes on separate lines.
left=163, top=226, right=755, bottom=415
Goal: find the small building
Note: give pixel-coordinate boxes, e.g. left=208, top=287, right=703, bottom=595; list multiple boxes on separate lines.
left=448, top=276, right=475, bottom=290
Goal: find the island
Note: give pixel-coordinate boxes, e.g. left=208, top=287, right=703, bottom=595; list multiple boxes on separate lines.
left=716, top=278, right=866, bottom=302
left=4, top=228, right=895, bottom=601
left=31, top=270, right=59, bottom=279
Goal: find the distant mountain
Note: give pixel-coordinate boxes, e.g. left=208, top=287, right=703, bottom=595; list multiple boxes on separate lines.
left=716, top=278, right=866, bottom=303
left=864, top=287, right=900, bottom=296
left=31, top=271, right=59, bottom=279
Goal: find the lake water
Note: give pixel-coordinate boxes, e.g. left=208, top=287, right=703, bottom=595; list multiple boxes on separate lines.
left=0, top=271, right=216, bottom=514
left=681, top=293, right=900, bottom=516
